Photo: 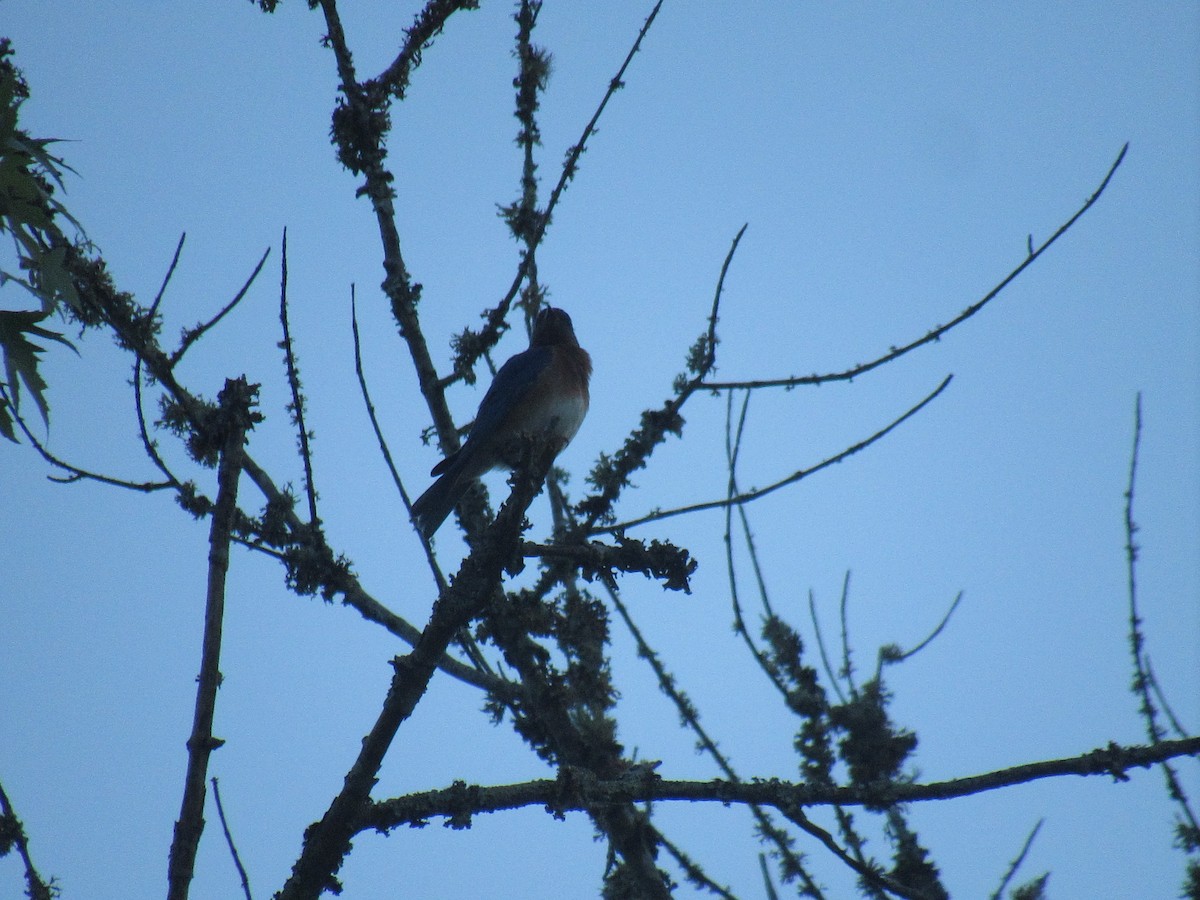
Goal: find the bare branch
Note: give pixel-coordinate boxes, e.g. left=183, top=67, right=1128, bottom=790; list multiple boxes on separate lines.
left=988, top=819, right=1043, bottom=900
left=277, top=443, right=559, bottom=900
left=603, top=580, right=822, bottom=894
left=168, top=377, right=258, bottom=900
left=360, top=735, right=1200, bottom=832
left=170, top=246, right=270, bottom=366
left=576, top=224, right=751, bottom=531
left=596, top=374, right=952, bottom=534
left=700, top=144, right=1129, bottom=392
left=211, top=777, right=254, bottom=900
left=875, top=591, right=964, bottom=679
left=1123, top=393, right=1200, bottom=836
left=448, top=0, right=668, bottom=383
left=278, top=229, right=319, bottom=525
left=780, top=806, right=924, bottom=900
left=0, top=382, right=174, bottom=492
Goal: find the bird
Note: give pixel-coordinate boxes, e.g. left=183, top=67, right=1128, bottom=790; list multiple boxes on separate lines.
left=411, top=306, right=591, bottom=538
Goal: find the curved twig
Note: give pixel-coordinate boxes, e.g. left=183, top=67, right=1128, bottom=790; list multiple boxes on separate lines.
left=595, top=374, right=953, bottom=534
left=700, top=144, right=1128, bottom=392
left=170, top=246, right=270, bottom=366
left=1, top=382, right=174, bottom=492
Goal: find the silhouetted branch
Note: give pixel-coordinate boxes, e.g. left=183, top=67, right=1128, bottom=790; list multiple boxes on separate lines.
left=0, top=778, right=57, bottom=900
left=655, top=827, right=739, bottom=899
left=211, top=778, right=254, bottom=900
left=277, top=443, right=558, bottom=900
left=603, top=580, right=822, bottom=893
left=360, top=735, right=1200, bottom=832
left=150, top=232, right=187, bottom=314
left=576, top=223, right=748, bottom=530
left=988, top=819, right=1043, bottom=900
left=447, top=0, right=667, bottom=382
left=809, top=586, right=847, bottom=706
left=699, top=144, right=1129, bottom=392
left=781, top=806, right=922, bottom=900
left=277, top=229, right=319, bottom=525
left=168, top=377, right=259, bottom=900
left=523, top=535, right=696, bottom=593
left=0, top=382, right=174, bottom=492
left=875, top=591, right=964, bottom=679
left=596, top=374, right=953, bottom=533
left=370, top=0, right=480, bottom=103
left=1123, top=393, right=1199, bottom=838
left=170, top=246, right=269, bottom=366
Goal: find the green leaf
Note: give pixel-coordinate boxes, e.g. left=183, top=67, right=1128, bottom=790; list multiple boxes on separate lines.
left=0, top=308, right=74, bottom=431
left=0, top=392, right=16, bottom=443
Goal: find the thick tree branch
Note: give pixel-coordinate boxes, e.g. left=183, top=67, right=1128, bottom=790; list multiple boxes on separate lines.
left=359, top=735, right=1200, bottom=832
left=276, top=443, right=558, bottom=900
left=168, top=377, right=258, bottom=900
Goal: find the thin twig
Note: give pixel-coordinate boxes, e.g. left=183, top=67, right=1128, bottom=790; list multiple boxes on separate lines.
left=723, top=390, right=791, bottom=700
left=809, top=588, right=846, bottom=706
left=574, top=224, right=749, bottom=533
left=781, top=806, right=923, bottom=900
left=211, top=777, right=254, bottom=900
left=838, top=571, right=856, bottom=696
left=170, top=246, right=270, bottom=366
left=448, top=0, right=668, bottom=383
left=0, top=383, right=173, bottom=492
left=701, top=223, right=747, bottom=377
left=596, top=374, right=952, bottom=533
left=1146, top=658, right=1193, bottom=740
left=1123, top=393, right=1199, bottom=835
left=349, top=290, right=494, bottom=673
left=700, top=144, right=1129, bottom=392
left=988, top=818, right=1043, bottom=900
left=655, top=827, right=740, bottom=900
left=604, top=580, right=824, bottom=896
left=758, top=853, right=780, bottom=900
left=134, top=233, right=189, bottom=484
left=278, top=229, right=319, bottom=525
left=875, top=591, right=964, bottom=681
left=151, top=232, right=187, bottom=314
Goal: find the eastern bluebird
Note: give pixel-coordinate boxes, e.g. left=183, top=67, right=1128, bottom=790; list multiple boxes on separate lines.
left=411, top=307, right=591, bottom=538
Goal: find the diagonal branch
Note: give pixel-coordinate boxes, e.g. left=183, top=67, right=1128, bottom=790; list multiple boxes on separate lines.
left=170, top=246, right=270, bottom=367
left=276, top=443, right=559, bottom=900
left=0, top=778, right=56, bottom=900
left=595, top=374, right=952, bottom=534
left=0, top=381, right=174, bottom=492
left=700, top=144, right=1128, bottom=392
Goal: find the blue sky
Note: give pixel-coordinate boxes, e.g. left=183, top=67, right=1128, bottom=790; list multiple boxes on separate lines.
left=2, top=2, right=1198, bottom=898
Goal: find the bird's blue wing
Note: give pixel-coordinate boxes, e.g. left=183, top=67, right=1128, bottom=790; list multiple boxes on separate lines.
left=460, top=344, right=553, bottom=457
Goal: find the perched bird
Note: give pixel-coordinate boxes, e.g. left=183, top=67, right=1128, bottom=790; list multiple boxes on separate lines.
left=411, top=307, right=591, bottom=538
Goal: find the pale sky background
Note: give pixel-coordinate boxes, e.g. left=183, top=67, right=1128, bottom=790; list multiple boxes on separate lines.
left=2, top=3, right=1198, bottom=898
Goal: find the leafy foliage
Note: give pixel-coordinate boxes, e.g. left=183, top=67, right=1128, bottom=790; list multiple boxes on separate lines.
left=0, top=39, right=82, bottom=442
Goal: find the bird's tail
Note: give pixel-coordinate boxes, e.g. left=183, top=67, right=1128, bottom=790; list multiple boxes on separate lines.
left=411, top=464, right=474, bottom=539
